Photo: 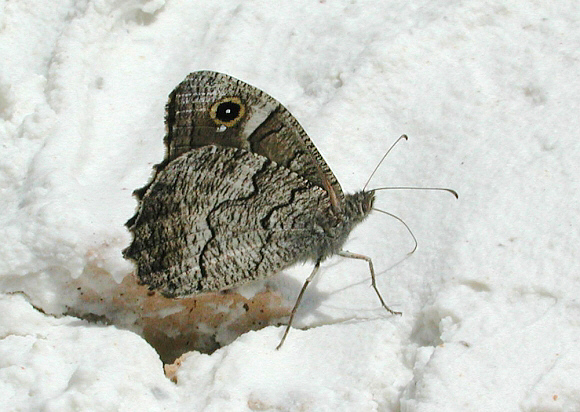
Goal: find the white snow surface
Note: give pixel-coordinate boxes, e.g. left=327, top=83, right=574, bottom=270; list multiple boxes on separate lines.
left=1, top=1, right=579, bottom=411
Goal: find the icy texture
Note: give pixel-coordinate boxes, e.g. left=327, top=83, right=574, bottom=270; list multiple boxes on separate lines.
left=1, top=0, right=579, bottom=410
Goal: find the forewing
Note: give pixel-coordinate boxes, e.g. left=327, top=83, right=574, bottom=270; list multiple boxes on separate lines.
left=163, top=71, right=344, bottom=210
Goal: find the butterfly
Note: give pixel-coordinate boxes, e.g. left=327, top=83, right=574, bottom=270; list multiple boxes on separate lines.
left=124, top=71, right=432, bottom=348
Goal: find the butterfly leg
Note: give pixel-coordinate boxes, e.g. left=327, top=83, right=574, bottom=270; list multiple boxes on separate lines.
left=276, top=261, right=321, bottom=350
left=338, top=251, right=402, bottom=316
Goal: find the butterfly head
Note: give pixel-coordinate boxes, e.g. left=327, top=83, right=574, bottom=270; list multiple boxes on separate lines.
left=343, top=190, right=375, bottom=223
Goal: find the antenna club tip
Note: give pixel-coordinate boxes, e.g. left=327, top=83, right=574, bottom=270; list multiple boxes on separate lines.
left=450, top=189, right=459, bottom=199
left=400, top=134, right=408, bottom=140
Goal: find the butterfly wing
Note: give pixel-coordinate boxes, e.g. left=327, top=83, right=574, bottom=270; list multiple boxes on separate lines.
left=124, top=145, right=337, bottom=297
left=161, top=71, right=344, bottom=212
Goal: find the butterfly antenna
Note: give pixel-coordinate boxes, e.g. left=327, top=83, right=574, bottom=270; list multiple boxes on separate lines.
left=363, top=134, right=408, bottom=191
left=373, top=187, right=458, bottom=198
left=373, top=208, right=418, bottom=254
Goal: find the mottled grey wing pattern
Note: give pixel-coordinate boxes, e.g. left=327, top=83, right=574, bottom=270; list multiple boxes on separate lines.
left=125, top=71, right=377, bottom=301
left=162, top=71, right=345, bottom=212
left=124, top=145, right=338, bottom=297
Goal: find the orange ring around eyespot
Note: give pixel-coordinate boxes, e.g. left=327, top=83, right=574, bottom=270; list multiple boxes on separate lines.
left=209, top=97, right=245, bottom=127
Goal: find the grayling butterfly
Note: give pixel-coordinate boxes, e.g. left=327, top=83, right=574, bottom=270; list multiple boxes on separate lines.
left=123, top=71, right=455, bottom=348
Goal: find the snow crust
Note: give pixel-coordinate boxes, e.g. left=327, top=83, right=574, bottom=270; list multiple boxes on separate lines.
left=1, top=1, right=579, bottom=410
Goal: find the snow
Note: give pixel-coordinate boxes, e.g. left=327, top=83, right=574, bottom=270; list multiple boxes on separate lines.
left=1, top=0, right=579, bottom=410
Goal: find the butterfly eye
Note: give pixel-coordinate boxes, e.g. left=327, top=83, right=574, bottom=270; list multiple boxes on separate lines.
left=210, top=97, right=246, bottom=127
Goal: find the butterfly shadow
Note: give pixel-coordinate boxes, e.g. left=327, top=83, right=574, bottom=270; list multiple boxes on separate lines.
left=268, top=251, right=410, bottom=335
